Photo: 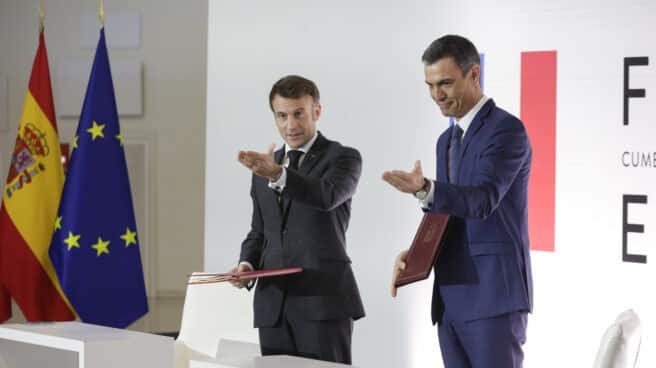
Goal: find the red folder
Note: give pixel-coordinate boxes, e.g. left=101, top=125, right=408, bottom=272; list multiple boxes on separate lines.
left=394, top=212, right=450, bottom=287
left=187, top=267, right=303, bottom=285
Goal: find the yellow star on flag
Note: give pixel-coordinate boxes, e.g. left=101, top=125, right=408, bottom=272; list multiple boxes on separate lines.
left=64, top=231, right=81, bottom=251
left=87, top=120, right=106, bottom=140
left=120, top=227, right=137, bottom=247
left=91, top=236, right=111, bottom=256
left=115, top=133, right=123, bottom=146
left=55, top=216, right=62, bottom=231
left=72, top=135, right=79, bottom=151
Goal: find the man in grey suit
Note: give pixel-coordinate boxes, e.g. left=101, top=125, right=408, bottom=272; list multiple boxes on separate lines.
left=231, top=75, right=365, bottom=364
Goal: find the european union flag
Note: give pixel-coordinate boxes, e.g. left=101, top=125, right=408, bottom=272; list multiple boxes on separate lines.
left=49, top=28, right=148, bottom=328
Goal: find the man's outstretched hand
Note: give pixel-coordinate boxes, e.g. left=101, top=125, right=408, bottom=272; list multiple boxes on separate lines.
left=382, top=160, right=425, bottom=194
left=238, top=144, right=283, bottom=181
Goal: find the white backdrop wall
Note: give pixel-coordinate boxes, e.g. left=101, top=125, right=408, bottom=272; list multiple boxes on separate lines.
left=205, top=0, right=656, bottom=367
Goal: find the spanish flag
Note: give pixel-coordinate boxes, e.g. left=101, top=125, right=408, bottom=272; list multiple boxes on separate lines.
left=0, top=31, right=75, bottom=322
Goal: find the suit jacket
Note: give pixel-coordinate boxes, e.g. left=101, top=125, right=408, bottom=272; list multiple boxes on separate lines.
left=239, top=132, right=365, bottom=328
left=429, top=99, right=533, bottom=324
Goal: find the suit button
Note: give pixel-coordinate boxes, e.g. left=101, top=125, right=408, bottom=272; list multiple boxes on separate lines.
left=282, top=229, right=287, bottom=235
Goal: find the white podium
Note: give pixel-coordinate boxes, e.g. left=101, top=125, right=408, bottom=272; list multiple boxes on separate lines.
left=0, top=321, right=173, bottom=368
left=190, top=355, right=358, bottom=368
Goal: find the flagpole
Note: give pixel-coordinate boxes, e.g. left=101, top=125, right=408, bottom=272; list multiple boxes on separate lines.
left=99, top=0, right=105, bottom=28
left=38, top=0, right=45, bottom=33
left=49, top=0, right=149, bottom=326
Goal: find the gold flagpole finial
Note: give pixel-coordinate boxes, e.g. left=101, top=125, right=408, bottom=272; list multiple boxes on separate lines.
left=38, top=0, right=45, bottom=32
left=99, top=0, right=105, bottom=28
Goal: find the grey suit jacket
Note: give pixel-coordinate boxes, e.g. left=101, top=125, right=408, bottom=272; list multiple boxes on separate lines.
left=239, top=132, right=365, bottom=327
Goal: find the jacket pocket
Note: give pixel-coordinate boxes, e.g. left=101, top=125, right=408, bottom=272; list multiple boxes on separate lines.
left=318, top=248, right=351, bottom=263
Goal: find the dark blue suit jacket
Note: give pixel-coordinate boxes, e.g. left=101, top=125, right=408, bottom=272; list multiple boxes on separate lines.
left=429, top=99, right=533, bottom=324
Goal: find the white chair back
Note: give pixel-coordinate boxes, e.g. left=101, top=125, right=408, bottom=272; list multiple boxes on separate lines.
left=175, top=273, right=258, bottom=363
left=593, top=309, right=641, bottom=368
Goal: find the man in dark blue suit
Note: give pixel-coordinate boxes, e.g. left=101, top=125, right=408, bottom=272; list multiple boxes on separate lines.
left=384, top=35, right=533, bottom=367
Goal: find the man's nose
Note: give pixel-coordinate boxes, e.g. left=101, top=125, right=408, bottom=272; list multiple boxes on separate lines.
left=287, top=117, right=300, bottom=130
left=432, top=88, right=446, bottom=101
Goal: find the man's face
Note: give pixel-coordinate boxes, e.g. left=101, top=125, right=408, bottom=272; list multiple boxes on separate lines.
left=271, top=94, right=321, bottom=149
left=424, top=57, right=481, bottom=120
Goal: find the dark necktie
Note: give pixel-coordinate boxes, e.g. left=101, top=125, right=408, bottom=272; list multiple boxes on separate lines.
left=287, top=150, right=303, bottom=171
left=280, top=150, right=303, bottom=211
left=448, top=125, right=464, bottom=183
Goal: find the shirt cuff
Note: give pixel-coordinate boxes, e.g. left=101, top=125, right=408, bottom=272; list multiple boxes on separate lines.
left=238, top=261, right=254, bottom=271
left=268, top=167, right=287, bottom=192
left=418, top=180, right=435, bottom=209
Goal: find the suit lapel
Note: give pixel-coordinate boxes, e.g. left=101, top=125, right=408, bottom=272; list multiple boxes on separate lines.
left=456, top=99, right=495, bottom=182
left=274, top=147, right=285, bottom=166
left=437, top=131, right=450, bottom=183
left=282, top=132, right=328, bottom=218
left=269, top=148, right=285, bottom=216
left=298, top=132, right=328, bottom=175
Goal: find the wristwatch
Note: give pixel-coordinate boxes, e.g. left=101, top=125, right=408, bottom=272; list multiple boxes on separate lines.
left=413, top=178, right=431, bottom=200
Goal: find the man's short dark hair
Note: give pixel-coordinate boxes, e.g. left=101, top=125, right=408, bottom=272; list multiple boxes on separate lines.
left=421, top=35, right=480, bottom=75
left=268, top=75, right=320, bottom=111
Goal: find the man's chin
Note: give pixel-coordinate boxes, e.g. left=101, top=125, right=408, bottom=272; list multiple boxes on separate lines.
left=438, top=109, right=454, bottom=118
left=285, top=137, right=305, bottom=149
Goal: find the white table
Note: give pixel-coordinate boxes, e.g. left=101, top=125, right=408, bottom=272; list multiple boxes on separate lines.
left=191, top=355, right=358, bottom=368
left=0, top=321, right=173, bottom=368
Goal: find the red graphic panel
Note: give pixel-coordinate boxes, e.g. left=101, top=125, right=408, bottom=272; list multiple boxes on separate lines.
left=521, top=51, right=557, bottom=252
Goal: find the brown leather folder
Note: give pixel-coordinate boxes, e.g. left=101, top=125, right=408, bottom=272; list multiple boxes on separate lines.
left=188, top=267, right=303, bottom=285
left=394, top=212, right=450, bottom=287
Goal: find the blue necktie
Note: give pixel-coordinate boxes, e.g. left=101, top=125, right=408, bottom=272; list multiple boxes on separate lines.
left=448, top=125, right=464, bottom=183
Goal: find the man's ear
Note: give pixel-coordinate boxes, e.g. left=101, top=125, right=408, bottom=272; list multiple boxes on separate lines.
left=469, top=64, right=481, bottom=85
left=313, top=102, right=322, bottom=121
